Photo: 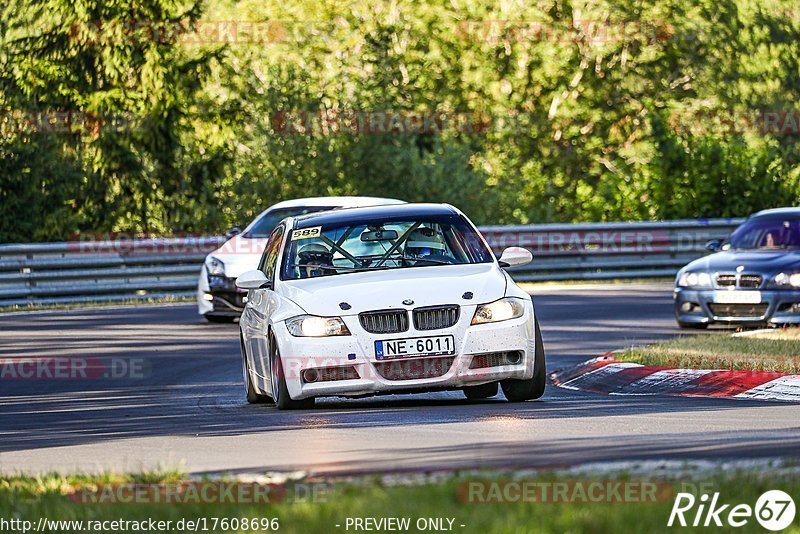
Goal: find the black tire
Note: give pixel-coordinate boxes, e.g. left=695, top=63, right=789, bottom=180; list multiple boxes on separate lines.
left=463, top=382, right=498, bottom=400
left=269, top=334, right=315, bottom=410
left=241, top=334, right=270, bottom=404
left=205, top=314, right=236, bottom=324
left=501, top=319, right=546, bottom=402
left=677, top=320, right=708, bottom=330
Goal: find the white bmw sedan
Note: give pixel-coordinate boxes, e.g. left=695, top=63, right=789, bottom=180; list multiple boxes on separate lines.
left=237, top=203, right=545, bottom=409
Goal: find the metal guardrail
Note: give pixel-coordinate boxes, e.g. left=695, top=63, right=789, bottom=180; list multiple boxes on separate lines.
left=0, top=237, right=225, bottom=308
left=479, top=218, right=744, bottom=281
left=0, top=219, right=744, bottom=307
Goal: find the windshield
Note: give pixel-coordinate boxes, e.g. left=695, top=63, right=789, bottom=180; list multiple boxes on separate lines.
left=280, top=214, right=494, bottom=280
left=243, top=206, right=336, bottom=237
left=728, top=217, right=800, bottom=250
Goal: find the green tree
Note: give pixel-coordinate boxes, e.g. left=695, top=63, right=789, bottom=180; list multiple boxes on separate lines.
left=0, top=0, right=224, bottom=240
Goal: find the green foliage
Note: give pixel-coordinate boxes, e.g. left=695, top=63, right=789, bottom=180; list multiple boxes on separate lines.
left=0, top=0, right=227, bottom=240
left=1, top=0, right=799, bottom=241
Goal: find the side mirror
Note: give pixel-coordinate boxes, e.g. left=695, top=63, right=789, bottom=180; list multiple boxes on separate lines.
left=225, top=227, right=242, bottom=239
left=236, top=270, right=272, bottom=290
left=705, top=239, right=722, bottom=253
left=498, top=247, right=533, bottom=268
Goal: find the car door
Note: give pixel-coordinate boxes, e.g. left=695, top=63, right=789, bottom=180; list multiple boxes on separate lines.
left=244, top=224, right=285, bottom=383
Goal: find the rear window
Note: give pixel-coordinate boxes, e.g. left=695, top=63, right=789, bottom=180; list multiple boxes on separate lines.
left=244, top=207, right=335, bottom=237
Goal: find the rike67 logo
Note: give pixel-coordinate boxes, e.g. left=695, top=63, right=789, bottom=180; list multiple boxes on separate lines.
left=668, top=490, right=796, bottom=531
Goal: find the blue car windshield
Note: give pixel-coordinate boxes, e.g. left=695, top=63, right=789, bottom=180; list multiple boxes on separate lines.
left=728, top=218, right=800, bottom=250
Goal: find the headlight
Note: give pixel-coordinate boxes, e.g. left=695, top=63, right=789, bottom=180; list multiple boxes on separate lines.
left=206, top=256, right=225, bottom=276
left=772, top=272, right=800, bottom=288
left=471, top=298, right=526, bottom=325
left=677, top=272, right=712, bottom=288
left=285, top=315, right=351, bottom=337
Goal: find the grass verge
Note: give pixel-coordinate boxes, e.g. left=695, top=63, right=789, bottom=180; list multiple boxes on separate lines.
left=617, top=328, right=800, bottom=373
left=2, top=468, right=800, bottom=533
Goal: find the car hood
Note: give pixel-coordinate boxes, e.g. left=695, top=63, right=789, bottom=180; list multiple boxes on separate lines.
left=684, top=249, right=800, bottom=274
left=280, top=263, right=508, bottom=316
left=207, top=235, right=268, bottom=278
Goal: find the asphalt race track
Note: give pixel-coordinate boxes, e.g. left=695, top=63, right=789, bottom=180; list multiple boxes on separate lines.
left=2, top=283, right=799, bottom=477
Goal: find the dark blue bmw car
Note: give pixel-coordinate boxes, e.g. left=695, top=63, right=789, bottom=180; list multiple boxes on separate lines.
left=674, top=207, right=800, bottom=328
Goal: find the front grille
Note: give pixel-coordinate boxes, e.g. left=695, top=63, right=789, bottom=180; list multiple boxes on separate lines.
left=413, top=305, right=460, bottom=331
left=209, top=275, right=238, bottom=291
left=739, top=275, right=763, bottom=288
left=715, top=273, right=763, bottom=289
left=716, top=274, right=736, bottom=287
left=469, top=351, right=524, bottom=369
left=374, top=356, right=455, bottom=381
left=359, top=309, right=409, bottom=334
left=709, top=303, right=768, bottom=318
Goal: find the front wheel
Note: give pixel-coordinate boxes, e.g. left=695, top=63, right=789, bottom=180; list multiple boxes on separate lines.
left=269, top=334, right=315, bottom=410
left=501, top=318, right=546, bottom=402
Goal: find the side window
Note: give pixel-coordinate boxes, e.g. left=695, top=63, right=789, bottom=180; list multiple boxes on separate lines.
left=259, top=225, right=284, bottom=282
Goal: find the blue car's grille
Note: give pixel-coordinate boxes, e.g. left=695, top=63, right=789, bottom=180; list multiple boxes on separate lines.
left=716, top=274, right=736, bottom=287
left=709, top=303, right=768, bottom=318
left=715, top=273, right=763, bottom=289
left=739, top=275, right=762, bottom=288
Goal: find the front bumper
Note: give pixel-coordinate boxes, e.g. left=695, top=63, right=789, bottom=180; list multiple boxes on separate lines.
left=197, top=266, right=246, bottom=317
left=269, top=302, right=538, bottom=400
left=674, top=287, right=800, bottom=325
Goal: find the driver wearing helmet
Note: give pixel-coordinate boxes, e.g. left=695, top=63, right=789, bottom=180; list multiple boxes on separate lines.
left=297, top=243, right=334, bottom=278
left=403, top=227, right=451, bottom=265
